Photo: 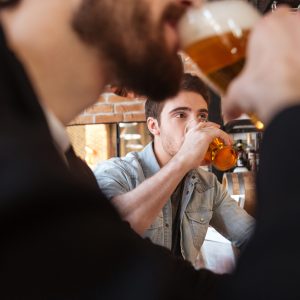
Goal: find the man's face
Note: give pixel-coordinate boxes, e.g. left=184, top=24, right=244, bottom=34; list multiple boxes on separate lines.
left=156, top=91, right=208, bottom=158
left=72, top=0, right=185, bottom=101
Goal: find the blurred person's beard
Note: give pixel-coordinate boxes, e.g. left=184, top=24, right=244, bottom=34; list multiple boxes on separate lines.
left=72, top=0, right=183, bottom=101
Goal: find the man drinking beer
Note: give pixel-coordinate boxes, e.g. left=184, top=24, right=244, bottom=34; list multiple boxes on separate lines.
left=0, top=0, right=300, bottom=299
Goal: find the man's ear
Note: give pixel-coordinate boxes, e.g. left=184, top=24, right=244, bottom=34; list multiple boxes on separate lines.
left=147, top=117, right=160, bottom=136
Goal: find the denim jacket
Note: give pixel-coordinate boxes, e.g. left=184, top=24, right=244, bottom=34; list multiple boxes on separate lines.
left=94, top=143, right=255, bottom=265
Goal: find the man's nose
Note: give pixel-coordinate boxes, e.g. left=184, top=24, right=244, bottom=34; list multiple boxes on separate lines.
left=184, top=118, right=199, bottom=133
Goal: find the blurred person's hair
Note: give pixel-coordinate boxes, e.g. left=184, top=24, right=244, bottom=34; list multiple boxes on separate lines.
left=0, top=0, right=20, bottom=9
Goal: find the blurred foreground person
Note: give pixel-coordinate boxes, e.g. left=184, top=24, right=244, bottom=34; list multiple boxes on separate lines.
left=0, top=0, right=227, bottom=299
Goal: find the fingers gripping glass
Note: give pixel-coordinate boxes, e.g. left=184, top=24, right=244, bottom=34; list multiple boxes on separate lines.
left=203, top=120, right=237, bottom=171
left=186, top=119, right=237, bottom=171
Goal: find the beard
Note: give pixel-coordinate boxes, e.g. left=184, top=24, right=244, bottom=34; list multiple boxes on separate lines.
left=160, top=129, right=183, bottom=159
left=72, top=0, right=183, bottom=101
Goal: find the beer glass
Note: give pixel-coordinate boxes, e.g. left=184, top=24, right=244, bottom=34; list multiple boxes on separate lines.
left=179, top=0, right=264, bottom=130
left=204, top=137, right=237, bottom=171
left=185, top=120, right=237, bottom=171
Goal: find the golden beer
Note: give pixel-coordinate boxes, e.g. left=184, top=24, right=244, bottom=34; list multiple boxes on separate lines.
left=184, top=30, right=249, bottom=94
left=204, top=137, right=237, bottom=171
left=179, top=0, right=264, bottom=130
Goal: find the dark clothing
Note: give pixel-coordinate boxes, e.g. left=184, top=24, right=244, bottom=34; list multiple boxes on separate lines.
left=171, top=182, right=184, bottom=258
left=0, top=25, right=223, bottom=299
left=65, top=146, right=100, bottom=189
left=220, top=106, right=300, bottom=300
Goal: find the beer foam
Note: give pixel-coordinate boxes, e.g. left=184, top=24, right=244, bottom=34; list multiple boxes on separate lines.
left=179, top=0, right=261, bottom=47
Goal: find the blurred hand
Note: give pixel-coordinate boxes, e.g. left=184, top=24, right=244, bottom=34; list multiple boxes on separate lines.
left=175, top=121, right=233, bottom=170
left=223, top=7, right=300, bottom=126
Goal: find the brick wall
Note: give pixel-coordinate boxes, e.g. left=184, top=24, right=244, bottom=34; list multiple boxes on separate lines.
left=69, top=93, right=147, bottom=125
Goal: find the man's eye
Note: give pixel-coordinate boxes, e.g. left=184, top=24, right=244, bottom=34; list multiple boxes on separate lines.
left=175, top=113, right=186, bottom=118
left=198, top=114, right=208, bottom=122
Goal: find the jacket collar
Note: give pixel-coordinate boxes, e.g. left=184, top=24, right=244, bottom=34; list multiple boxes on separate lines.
left=138, top=142, right=161, bottom=178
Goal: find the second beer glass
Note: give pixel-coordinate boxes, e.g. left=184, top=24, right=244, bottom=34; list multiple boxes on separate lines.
left=179, top=0, right=264, bottom=130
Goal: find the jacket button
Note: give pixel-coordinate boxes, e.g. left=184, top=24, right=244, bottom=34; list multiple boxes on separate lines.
left=165, top=223, right=169, bottom=228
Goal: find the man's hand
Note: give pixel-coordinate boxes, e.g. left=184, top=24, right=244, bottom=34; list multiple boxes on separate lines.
left=223, top=7, right=300, bottom=126
left=174, top=121, right=233, bottom=171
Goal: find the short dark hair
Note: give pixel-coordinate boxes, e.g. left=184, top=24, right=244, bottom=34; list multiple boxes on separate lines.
left=145, top=73, right=210, bottom=122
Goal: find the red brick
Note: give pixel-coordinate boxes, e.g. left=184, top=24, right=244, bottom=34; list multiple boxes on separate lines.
left=85, top=104, right=114, bottom=114
left=95, top=114, right=123, bottom=124
left=123, top=112, right=146, bottom=122
left=69, top=115, right=95, bottom=125
left=106, top=94, right=133, bottom=103
left=115, top=103, right=145, bottom=114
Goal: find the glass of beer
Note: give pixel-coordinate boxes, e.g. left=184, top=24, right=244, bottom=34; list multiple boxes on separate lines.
left=178, top=0, right=264, bottom=130
left=204, top=137, right=237, bottom=171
